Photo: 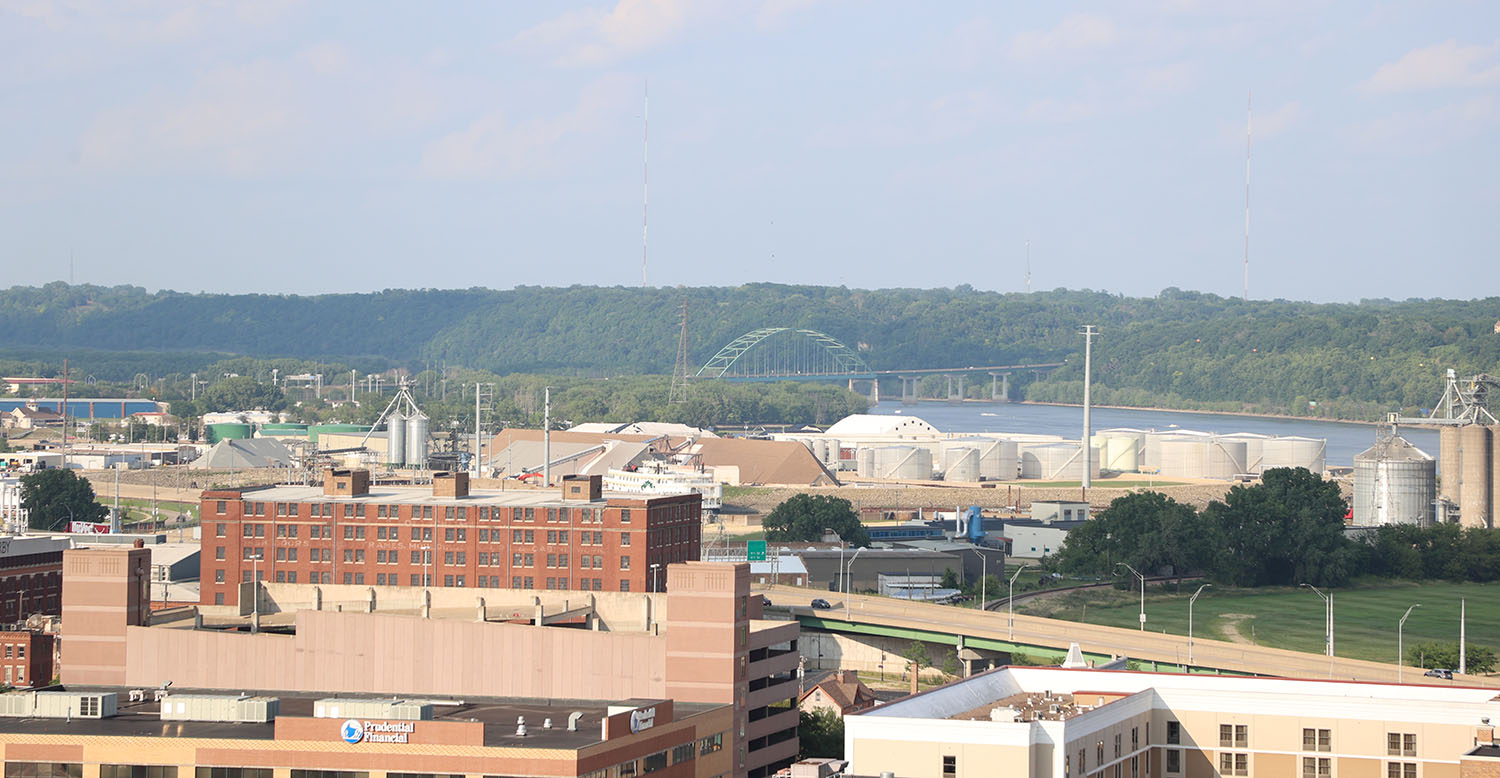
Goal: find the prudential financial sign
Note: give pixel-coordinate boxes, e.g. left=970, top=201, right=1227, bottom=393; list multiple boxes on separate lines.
left=340, top=718, right=417, bottom=744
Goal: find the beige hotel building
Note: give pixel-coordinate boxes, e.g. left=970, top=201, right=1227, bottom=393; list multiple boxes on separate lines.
left=845, top=665, right=1500, bottom=778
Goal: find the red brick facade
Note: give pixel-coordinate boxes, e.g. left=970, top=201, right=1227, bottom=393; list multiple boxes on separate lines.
left=0, top=630, right=53, bottom=687
left=0, top=548, right=63, bottom=621
left=199, top=479, right=701, bottom=607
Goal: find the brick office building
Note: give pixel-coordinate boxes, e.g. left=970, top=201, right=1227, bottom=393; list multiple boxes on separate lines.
left=0, top=536, right=69, bottom=622
left=199, top=471, right=702, bottom=606
left=0, top=629, right=53, bottom=687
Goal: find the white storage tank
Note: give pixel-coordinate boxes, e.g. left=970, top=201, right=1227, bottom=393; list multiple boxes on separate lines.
left=873, top=446, right=932, bottom=480
left=1261, top=436, right=1326, bottom=474
left=856, top=447, right=877, bottom=477
left=1220, top=432, right=1269, bottom=474
left=943, top=447, right=980, bottom=483
left=1023, top=443, right=1100, bottom=481
left=1353, top=435, right=1436, bottom=526
left=822, top=438, right=841, bottom=467
left=1205, top=438, right=1249, bottom=479
left=1144, top=430, right=1208, bottom=471
left=1091, top=434, right=1141, bottom=472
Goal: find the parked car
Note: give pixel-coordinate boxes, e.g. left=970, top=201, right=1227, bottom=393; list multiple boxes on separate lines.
left=1424, top=668, right=1454, bottom=679
left=809, top=598, right=832, bottom=609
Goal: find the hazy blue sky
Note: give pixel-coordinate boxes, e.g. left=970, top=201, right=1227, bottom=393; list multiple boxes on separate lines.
left=2, top=1, right=1496, bottom=301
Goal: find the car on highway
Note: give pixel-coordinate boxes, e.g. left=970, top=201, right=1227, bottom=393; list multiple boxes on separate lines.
left=1425, top=668, right=1454, bottom=679
left=809, top=598, right=832, bottom=609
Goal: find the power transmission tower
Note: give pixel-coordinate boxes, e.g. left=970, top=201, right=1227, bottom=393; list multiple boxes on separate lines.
left=669, top=299, right=691, bottom=403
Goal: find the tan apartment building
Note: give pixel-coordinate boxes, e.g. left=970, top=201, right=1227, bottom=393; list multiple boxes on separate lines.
left=845, top=665, right=1500, bottom=778
left=60, top=547, right=798, bottom=778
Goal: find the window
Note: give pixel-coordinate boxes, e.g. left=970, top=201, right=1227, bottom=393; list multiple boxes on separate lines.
left=1386, top=764, right=1417, bottom=778
left=456, top=528, right=466, bottom=541
left=621, top=508, right=631, bottom=523
left=445, top=528, right=455, bottom=542
left=1166, top=750, right=1181, bottom=774
left=621, top=555, right=631, bottom=570
left=214, top=593, right=224, bottom=605
left=1114, top=733, right=1121, bottom=757
left=672, top=743, right=695, bottom=764
left=101, top=767, right=181, bottom=778
left=620, top=580, right=630, bottom=592
left=942, top=756, right=956, bottom=778
left=243, top=524, right=253, bottom=538
left=216, top=501, right=227, bottom=514
left=344, top=526, right=354, bottom=540
left=622, top=532, right=631, bottom=546
left=215, top=546, right=226, bottom=561
left=1218, top=753, right=1248, bottom=777
left=6, top=767, right=84, bottom=778
left=698, top=732, right=724, bottom=755
left=1388, top=733, right=1417, bottom=757
left=558, top=530, right=568, bottom=543
left=479, top=529, right=489, bottom=542
left=1131, top=727, right=1139, bottom=749
left=1303, top=757, right=1331, bottom=778
left=445, top=552, right=455, bottom=565
left=287, top=772, right=368, bottom=778
left=444, top=575, right=454, bottom=587
left=1304, top=728, right=1331, bottom=752
left=512, top=529, right=523, bottom=542
left=525, top=530, right=534, bottom=543
left=1221, top=724, right=1247, bottom=748
left=1167, top=721, right=1180, bottom=745
left=215, top=523, right=226, bottom=537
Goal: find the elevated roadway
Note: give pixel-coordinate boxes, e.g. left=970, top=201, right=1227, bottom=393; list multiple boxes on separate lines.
left=763, top=585, right=1500, bottom=688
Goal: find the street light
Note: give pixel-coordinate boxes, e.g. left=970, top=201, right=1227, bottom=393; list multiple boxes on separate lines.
left=1008, top=563, right=1034, bottom=640
left=844, top=547, right=865, bottom=619
left=1116, top=562, right=1146, bottom=631
left=650, top=563, right=662, bottom=593
left=1188, top=583, right=1212, bottom=666
left=251, top=550, right=264, bottom=632
left=1398, top=604, right=1422, bottom=683
left=1300, top=583, right=1333, bottom=657
left=421, top=545, right=432, bottom=588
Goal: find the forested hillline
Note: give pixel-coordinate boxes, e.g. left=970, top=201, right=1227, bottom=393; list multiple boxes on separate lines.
left=2, top=282, right=1497, bottom=420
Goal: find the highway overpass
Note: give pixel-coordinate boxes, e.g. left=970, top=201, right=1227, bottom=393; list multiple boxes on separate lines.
left=762, top=585, right=1500, bottom=689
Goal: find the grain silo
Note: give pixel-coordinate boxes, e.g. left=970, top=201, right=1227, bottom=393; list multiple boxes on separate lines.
left=386, top=409, right=406, bottom=466
left=1492, top=425, right=1500, bottom=529
left=1353, top=435, right=1436, bottom=526
left=1440, top=425, right=1463, bottom=504
left=1460, top=425, right=1492, bottom=528
left=405, top=411, right=430, bottom=469
left=943, top=447, right=980, bottom=483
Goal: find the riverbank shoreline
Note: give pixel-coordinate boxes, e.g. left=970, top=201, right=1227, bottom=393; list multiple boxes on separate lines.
left=886, top=398, right=1410, bottom=429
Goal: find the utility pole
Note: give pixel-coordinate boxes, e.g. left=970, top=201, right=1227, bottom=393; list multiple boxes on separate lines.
left=61, top=358, right=69, bottom=471
left=1461, top=598, right=1467, bottom=675
left=543, top=387, right=552, bottom=487
left=1080, top=326, right=1097, bottom=490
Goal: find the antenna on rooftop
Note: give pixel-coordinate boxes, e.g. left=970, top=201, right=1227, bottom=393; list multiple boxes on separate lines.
left=641, top=78, right=649, bottom=289
left=1243, top=91, right=1251, bottom=302
left=1025, top=241, right=1032, bottom=294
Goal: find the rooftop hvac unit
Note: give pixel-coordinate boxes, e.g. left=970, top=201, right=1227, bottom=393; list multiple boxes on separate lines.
left=313, top=697, right=434, bottom=721
left=159, top=693, right=280, bottom=723
left=0, top=691, right=118, bottom=719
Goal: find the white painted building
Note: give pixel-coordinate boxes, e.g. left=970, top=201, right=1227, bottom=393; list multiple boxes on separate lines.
left=604, top=462, right=723, bottom=512
left=845, top=665, right=1500, bottom=778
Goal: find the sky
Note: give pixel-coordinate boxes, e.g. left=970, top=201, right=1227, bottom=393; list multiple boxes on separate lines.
left=1, top=1, right=1497, bottom=302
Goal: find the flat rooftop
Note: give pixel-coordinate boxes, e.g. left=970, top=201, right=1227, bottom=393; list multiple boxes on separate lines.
left=0, top=687, right=720, bottom=749
left=950, top=691, right=1080, bottom=722
left=213, top=484, right=681, bottom=508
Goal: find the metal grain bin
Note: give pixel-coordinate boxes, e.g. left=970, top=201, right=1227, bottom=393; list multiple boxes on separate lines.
left=1353, top=436, right=1436, bottom=526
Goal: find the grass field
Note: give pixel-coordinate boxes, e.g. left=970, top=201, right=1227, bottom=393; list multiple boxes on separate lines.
left=1016, top=579, right=1500, bottom=667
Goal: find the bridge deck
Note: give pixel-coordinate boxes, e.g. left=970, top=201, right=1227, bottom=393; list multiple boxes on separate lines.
left=763, top=585, right=1500, bottom=688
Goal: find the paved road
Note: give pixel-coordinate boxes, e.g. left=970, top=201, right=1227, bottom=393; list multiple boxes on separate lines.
left=763, top=585, right=1499, bottom=688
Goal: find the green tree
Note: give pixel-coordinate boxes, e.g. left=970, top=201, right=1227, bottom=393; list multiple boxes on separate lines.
left=20, top=469, right=108, bottom=531
left=901, top=640, right=931, bottom=674
left=763, top=494, right=870, bottom=546
left=1204, top=468, right=1355, bottom=587
left=195, top=376, right=286, bottom=414
left=797, top=708, right=845, bottom=759
left=1405, top=641, right=1497, bottom=673
left=1056, top=491, right=1213, bottom=580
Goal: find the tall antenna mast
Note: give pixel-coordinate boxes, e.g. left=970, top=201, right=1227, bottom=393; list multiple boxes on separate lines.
left=642, top=78, right=649, bottom=288
left=1025, top=240, right=1032, bottom=293
left=669, top=299, right=690, bottom=403
left=1244, top=91, right=1251, bottom=302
